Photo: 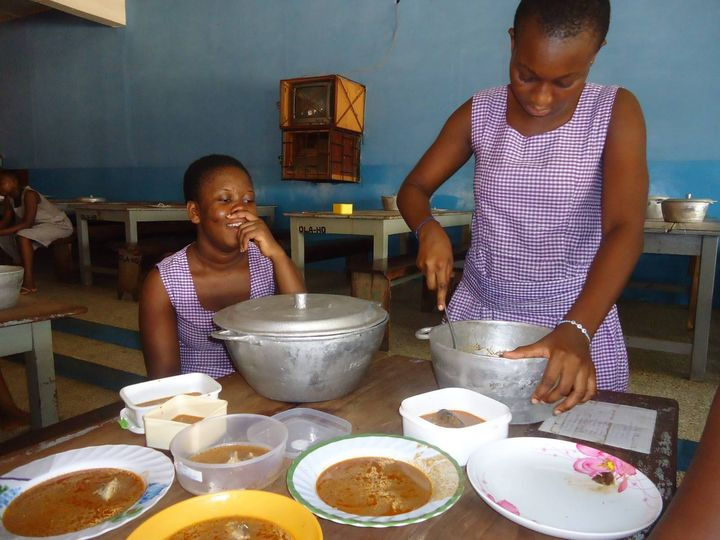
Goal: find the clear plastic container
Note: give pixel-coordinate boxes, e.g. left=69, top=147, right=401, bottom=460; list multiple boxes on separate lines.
left=399, top=387, right=512, bottom=466
left=170, top=414, right=287, bottom=494
left=272, top=408, right=352, bottom=458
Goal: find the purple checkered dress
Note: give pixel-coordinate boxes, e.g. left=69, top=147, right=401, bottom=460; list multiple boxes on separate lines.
left=158, top=242, right=276, bottom=378
left=448, top=83, right=628, bottom=391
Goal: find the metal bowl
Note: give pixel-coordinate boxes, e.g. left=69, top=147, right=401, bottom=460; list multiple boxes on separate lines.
left=0, top=265, right=24, bottom=310
left=646, top=196, right=667, bottom=220
left=416, top=320, right=554, bottom=424
left=212, top=294, right=388, bottom=402
left=661, top=194, right=714, bottom=223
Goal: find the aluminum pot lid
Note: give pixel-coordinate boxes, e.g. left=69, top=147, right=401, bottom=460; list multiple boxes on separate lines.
left=662, top=194, right=715, bottom=204
left=213, top=293, right=388, bottom=337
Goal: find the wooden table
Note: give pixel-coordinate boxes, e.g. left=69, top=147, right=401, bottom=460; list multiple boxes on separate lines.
left=629, top=219, right=720, bottom=380
left=73, top=202, right=277, bottom=285
left=0, top=355, right=676, bottom=538
left=0, top=297, right=87, bottom=427
left=285, top=210, right=472, bottom=271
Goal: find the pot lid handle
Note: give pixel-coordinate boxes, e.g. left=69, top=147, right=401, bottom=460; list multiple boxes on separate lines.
left=294, top=293, right=308, bottom=310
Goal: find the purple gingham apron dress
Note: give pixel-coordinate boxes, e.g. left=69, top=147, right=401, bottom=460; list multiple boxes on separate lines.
left=158, top=242, right=276, bottom=378
left=448, top=83, right=628, bottom=391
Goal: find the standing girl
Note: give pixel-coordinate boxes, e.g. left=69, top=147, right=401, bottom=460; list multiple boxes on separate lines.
left=398, top=0, right=647, bottom=414
left=140, top=155, right=305, bottom=379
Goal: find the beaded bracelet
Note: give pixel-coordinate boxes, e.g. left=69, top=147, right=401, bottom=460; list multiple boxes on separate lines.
left=558, top=319, right=592, bottom=346
left=414, top=215, right=437, bottom=239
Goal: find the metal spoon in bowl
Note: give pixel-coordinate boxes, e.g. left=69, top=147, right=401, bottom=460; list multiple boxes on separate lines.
left=443, top=303, right=458, bottom=350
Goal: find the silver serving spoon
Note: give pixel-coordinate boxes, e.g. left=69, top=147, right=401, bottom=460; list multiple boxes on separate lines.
left=444, top=303, right=458, bottom=350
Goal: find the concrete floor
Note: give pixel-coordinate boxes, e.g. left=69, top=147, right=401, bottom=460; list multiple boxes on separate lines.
left=1, top=266, right=718, bottom=448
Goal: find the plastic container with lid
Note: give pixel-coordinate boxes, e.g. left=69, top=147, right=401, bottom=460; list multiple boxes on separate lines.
left=272, top=408, right=352, bottom=458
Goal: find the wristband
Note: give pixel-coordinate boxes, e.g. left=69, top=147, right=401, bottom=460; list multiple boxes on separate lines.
left=557, top=319, right=592, bottom=346
left=414, top=215, right=437, bottom=239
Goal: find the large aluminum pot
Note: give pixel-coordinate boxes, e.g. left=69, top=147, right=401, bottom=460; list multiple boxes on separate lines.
left=416, top=320, right=554, bottom=424
left=662, top=194, right=715, bottom=223
left=213, top=293, right=388, bottom=402
left=0, top=265, right=24, bottom=310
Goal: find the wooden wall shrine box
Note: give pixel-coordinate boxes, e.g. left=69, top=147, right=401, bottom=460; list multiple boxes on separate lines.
left=280, top=74, right=365, bottom=133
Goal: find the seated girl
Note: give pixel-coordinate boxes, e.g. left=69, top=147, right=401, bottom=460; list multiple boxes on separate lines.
left=0, top=169, right=73, bottom=293
left=140, top=155, right=305, bottom=379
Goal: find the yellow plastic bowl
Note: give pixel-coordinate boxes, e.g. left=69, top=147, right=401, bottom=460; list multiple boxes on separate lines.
left=128, top=490, right=323, bottom=539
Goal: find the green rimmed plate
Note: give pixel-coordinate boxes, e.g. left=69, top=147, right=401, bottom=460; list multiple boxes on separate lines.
left=287, top=433, right=464, bottom=528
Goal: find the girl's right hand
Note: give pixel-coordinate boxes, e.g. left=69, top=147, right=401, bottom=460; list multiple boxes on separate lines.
left=416, top=221, right=454, bottom=310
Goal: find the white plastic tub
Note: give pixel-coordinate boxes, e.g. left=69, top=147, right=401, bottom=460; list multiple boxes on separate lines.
left=119, top=373, right=222, bottom=431
left=399, top=387, right=512, bottom=466
left=143, top=395, right=228, bottom=450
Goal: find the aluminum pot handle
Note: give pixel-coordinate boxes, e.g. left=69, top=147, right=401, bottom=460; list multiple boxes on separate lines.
left=211, top=329, right=261, bottom=345
left=415, top=327, right=434, bottom=340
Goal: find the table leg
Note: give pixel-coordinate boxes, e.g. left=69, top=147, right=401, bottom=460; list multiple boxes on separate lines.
left=290, top=219, right=306, bottom=273
left=77, top=216, right=93, bottom=286
left=23, top=320, right=59, bottom=427
left=373, top=229, right=389, bottom=260
left=690, top=236, right=718, bottom=381
left=125, top=216, right=138, bottom=245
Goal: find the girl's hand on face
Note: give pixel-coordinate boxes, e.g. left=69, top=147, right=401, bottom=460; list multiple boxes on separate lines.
left=502, top=324, right=597, bottom=414
left=233, top=211, right=284, bottom=259
left=416, top=221, right=454, bottom=310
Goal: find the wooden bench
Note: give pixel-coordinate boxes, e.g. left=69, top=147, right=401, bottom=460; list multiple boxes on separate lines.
left=349, top=246, right=467, bottom=351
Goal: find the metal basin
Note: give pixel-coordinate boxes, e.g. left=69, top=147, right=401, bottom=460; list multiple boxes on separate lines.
left=662, top=195, right=714, bottom=223
left=0, top=265, right=24, bottom=310
left=416, top=320, right=554, bottom=424
left=213, top=294, right=388, bottom=402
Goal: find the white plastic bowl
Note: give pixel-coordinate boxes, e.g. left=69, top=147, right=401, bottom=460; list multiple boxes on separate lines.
left=119, top=372, right=221, bottom=430
left=399, top=387, right=512, bottom=466
left=170, top=414, right=288, bottom=495
left=143, top=395, right=228, bottom=450
left=0, top=265, right=24, bottom=310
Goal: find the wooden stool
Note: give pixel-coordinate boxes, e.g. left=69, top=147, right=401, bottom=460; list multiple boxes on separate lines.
left=49, top=234, right=76, bottom=282
left=117, top=245, right=144, bottom=301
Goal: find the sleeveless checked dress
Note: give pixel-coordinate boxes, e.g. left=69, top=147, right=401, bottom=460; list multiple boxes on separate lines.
left=158, top=243, right=276, bottom=378
left=447, top=83, right=628, bottom=391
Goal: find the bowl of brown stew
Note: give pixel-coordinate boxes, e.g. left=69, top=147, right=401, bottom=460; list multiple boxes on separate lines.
left=399, top=387, right=512, bottom=466
left=170, top=414, right=288, bottom=495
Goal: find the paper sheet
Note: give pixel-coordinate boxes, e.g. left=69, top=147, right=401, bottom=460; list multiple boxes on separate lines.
left=539, top=401, right=657, bottom=454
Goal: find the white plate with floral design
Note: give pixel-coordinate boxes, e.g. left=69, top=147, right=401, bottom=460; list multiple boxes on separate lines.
left=0, top=445, right=174, bottom=540
left=466, top=437, right=662, bottom=540
left=287, top=433, right=464, bottom=527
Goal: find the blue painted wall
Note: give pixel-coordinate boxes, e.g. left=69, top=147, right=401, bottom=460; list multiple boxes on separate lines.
left=0, top=1, right=719, bottom=302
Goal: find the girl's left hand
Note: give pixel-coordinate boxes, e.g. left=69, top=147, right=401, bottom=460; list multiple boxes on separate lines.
left=502, top=324, right=597, bottom=414
left=233, top=211, right=284, bottom=259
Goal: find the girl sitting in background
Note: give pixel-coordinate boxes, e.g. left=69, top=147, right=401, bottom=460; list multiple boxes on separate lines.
left=0, top=169, right=74, bottom=293
left=140, top=154, right=305, bottom=379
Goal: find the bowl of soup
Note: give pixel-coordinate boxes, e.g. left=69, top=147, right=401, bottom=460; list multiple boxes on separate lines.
left=127, top=490, right=322, bottom=540
left=399, top=387, right=512, bottom=466
left=119, top=372, right=222, bottom=432
left=170, top=414, right=288, bottom=495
